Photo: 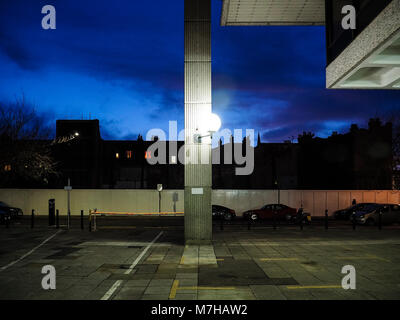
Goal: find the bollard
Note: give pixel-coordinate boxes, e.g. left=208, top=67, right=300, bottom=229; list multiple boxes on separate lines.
left=325, top=209, right=329, bottom=230
left=273, top=212, right=277, bottom=230
left=31, top=209, right=35, bottom=228
left=378, top=210, right=382, bottom=230
left=89, top=211, right=92, bottom=232
left=81, top=210, right=84, bottom=230
left=56, top=210, right=59, bottom=229
left=352, top=212, right=356, bottom=230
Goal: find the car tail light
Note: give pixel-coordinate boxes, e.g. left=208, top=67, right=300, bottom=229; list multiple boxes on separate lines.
left=230, top=209, right=235, bottom=214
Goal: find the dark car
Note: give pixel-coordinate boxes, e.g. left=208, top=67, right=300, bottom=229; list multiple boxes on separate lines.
left=242, top=204, right=298, bottom=222
left=355, top=203, right=400, bottom=226
left=0, top=201, right=23, bottom=219
left=212, top=205, right=236, bottom=221
left=0, top=207, right=10, bottom=224
left=333, top=203, right=375, bottom=220
left=288, top=208, right=312, bottom=225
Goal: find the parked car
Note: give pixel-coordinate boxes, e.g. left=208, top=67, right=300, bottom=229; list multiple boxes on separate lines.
left=333, top=203, right=375, bottom=220
left=0, top=201, right=23, bottom=219
left=0, top=207, right=10, bottom=224
left=242, top=204, right=300, bottom=222
left=212, top=205, right=236, bottom=221
left=287, top=208, right=312, bottom=225
left=355, top=203, right=400, bottom=226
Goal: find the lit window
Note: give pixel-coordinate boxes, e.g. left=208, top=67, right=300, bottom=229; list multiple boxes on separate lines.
left=145, top=151, right=151, bottom=159
left=115, top=153, right=119, bottom=159
left=126, top=151, right=132, bottom=159
left=170, top=155, right=177, bottom=164
left=4, top=164, right=11, bottom=172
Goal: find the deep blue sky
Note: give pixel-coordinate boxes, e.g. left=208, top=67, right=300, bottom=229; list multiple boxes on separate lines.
left=0, top=0, right=399, bottom=142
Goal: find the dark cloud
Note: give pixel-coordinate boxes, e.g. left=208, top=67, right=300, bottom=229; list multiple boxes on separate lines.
left=0, top=30, right=37, bottom=70
left=0, top=0, right=399, bottom=142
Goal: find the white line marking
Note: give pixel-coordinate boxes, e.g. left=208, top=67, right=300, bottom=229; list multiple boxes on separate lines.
left=100, top=231, right=163, bottom=300
left=0, top=230, right=62, bottom=272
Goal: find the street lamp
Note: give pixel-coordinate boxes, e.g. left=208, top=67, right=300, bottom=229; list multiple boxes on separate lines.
left=194, top=113, right=221, bottom=143
left=51, top=131, right=80, bottom=145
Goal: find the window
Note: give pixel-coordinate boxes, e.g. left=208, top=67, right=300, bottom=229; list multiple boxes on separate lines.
left=126, top=151, right=132, bottom=159
left=115, top=153, right=119, bottom=159
left=170, top=155, right=177, bottom=164
left=145, top=151, right=151, bottom=159
left=4, top=165, right=11, bottom=172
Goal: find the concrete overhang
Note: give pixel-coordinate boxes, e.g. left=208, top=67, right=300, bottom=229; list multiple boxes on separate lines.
left=221, top=0, right=325, bottom=26
left=326, top=0, right=400, bottom=89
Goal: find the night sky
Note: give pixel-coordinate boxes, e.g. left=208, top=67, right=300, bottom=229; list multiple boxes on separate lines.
left=0, top=0, right=399, bottom=142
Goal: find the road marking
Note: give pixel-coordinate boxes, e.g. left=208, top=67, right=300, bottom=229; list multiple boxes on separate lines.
left=169, top=280, right=180, bottom=299
left=180, top=256, right=185, bottom=265
left=216, top=258, right=224, bottom=261
left=260, top=258, right=299, bottom=261
left=0, top=230, right=62, bottom=272
left=169, top=281, right=236, bottom=299
left=287, top=285, right=342, bottom=290
left=101, top=231, right=163, bottom=300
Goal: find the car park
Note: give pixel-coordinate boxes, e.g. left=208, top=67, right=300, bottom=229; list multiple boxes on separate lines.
left=355, top=204, right=400, bottom=226
left=242, top=204, right=303, bottom=222
left=212, top=205, right=236, bottom=221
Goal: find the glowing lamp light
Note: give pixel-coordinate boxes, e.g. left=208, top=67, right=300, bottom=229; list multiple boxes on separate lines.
left=208, top=113, right=221, bottom=134
left=194, top=113, right=222, bottom=143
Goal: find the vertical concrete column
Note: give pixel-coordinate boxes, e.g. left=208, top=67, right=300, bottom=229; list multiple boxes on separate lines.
left=184, top=0, right=212, bottom=243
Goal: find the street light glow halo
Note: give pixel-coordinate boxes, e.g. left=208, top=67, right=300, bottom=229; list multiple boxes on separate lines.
left=208, top=113, right=221, bottom=133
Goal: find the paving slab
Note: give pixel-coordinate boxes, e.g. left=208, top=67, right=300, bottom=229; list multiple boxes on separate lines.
left=1, top=220, right=400, bottom=300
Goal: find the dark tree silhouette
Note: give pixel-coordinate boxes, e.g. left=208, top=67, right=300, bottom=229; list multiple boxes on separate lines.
left=0, top=97, right=58, bottom=186
left=388, top=114, right=400, bottom=189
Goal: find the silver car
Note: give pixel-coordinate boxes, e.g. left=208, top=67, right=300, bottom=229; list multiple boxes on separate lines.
left=356, top=204, right=400, bottom=226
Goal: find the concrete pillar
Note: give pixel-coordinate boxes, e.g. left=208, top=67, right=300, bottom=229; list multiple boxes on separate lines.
left=184, top=0, right=212, bottom=243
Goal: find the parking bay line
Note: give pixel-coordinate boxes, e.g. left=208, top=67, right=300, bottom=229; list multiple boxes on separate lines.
left=100, top=231, right=163, bottom=300
left=0, top=230, right=62, bottom=272
left=260, top=258, right=300, bottom=262
left=169, top=280, right=236, bottom=299
left=287, top=285, right=342, bottom=290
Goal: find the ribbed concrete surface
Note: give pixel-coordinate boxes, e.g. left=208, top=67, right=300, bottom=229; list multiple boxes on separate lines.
left=184, top=0, right=212, bottom=242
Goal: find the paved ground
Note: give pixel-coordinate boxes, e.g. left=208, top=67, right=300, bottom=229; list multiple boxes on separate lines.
left=0, top=216, right=400, bottom=300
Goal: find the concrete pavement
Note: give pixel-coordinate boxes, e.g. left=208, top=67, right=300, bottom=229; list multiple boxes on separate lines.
left=0, top=217, right=399, bottom=300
